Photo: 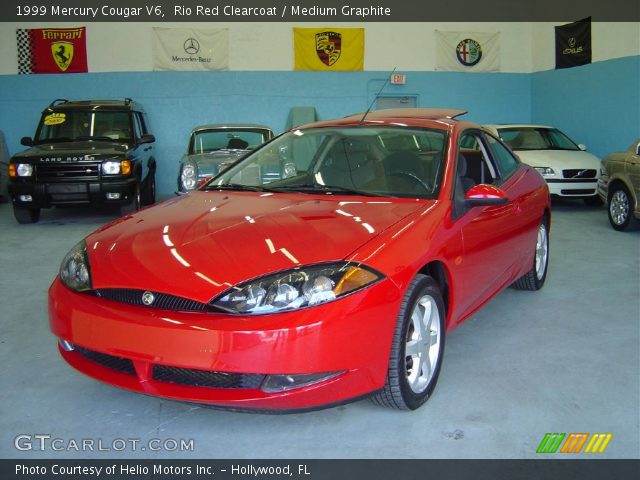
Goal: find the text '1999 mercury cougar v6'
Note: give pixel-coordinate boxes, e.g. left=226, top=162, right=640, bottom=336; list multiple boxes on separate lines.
left=49, top=109, right=551, bottom=412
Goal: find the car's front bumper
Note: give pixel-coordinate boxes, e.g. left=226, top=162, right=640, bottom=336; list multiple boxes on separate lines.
left=545, top=178, right=598, bottom=197
left=49, top=276, right=401, bottom=411
left=9, top=178, right=137, bottom=209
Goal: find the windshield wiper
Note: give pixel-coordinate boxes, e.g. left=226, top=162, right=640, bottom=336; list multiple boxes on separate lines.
left=270, top=184, right=385, bottom=197
left=203, top=183, right=278, bottom=193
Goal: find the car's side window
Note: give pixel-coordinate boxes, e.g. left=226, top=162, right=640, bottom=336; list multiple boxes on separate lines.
left=484, top=133, right=519, bottom=179
left=133, top=113, right=144, bottom=141
left=457, top=131, right=498, bottom=190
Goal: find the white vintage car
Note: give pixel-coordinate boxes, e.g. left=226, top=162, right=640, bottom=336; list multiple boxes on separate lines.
left=485, top=124, right=602, bottom=205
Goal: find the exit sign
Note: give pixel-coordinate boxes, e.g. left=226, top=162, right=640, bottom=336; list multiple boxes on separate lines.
left=390, top=74, right=406, bottom=84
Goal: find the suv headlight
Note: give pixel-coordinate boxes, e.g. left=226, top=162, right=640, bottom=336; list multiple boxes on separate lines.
left=181, top=163, right=197, bottom=191
left=211, top=262, right=383, bottom=315
left=59, top=240, right=92, bottom=292
left=16, top=163, right=33, bottom=177
left=102, top=160, right=131, bottom=175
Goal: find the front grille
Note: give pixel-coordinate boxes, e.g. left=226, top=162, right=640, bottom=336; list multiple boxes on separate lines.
left=36, top=163, right=100, bottom=182
left=74, top=346, right=136, bottom=375
left=563, top=169, right=597, bottom=179
left=561, top=189, right=596, bottom=195
left=95, top=289, right=208, bottom=312
left=152, top=365, right=265, bottom=389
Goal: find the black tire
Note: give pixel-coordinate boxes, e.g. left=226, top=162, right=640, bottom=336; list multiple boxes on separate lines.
left=371, top=274, right=446, bottom=410
left=13, top=206, right=40, bottom=224
left=584, top=195, right=603, bottom=207
left=142, top=172, right=156, bottom=206
left=120, top=184, right=140, bottom=216
left=512, top=217, right=549, bottom=291
left=607, top=184, right=637, bottom=232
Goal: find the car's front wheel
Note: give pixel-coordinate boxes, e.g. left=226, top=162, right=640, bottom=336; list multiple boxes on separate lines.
left=372, top=274, right=445, bottom=410
left=512, top=217, right=549, bottom=290
left=13, top=206, right=40, bottom=224
left=608, top=184, right=637, bottom=231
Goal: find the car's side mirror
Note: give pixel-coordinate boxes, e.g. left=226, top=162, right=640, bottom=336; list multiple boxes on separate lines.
left=578, top=144, right=587, bottom=151
left=20, top=137, right=33, bottom=146
left=465, top=184, right=509, bottom=208
left=139, top=134, right=155, bottom=144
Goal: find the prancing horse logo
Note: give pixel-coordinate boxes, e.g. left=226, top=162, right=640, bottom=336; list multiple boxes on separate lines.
left=142, top=291, right=155, bottom=306
left=316, top=32, right=341, bottom=66
left=51, top=41, right=74, bottom=71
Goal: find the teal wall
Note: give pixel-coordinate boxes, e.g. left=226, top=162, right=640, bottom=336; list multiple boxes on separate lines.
left=0, top=57, right=636, bottom=195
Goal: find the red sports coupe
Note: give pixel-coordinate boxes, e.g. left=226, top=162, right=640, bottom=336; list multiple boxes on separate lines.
left=49, top=109, right=550, bottom=411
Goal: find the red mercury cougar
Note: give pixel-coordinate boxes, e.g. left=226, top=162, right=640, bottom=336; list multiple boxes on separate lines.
left=49, top=109, right=550, bottom=411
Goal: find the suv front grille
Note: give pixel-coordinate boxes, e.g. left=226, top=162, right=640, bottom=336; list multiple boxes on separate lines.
left=95, top=288, right=209, bottom=312
left=36, top=162, right=100, bottom=182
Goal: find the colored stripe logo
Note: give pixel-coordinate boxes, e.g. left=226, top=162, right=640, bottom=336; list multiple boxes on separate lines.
left=537, top=433, right=612, bottom=454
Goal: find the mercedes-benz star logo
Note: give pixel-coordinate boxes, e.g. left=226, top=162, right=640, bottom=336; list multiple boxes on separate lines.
left=183, top=38, right=200, bottom=55
left=142, top=291, right=155, bottom=306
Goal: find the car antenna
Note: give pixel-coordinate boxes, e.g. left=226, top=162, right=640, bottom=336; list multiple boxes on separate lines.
left=360, top=67, right=397, bottom=125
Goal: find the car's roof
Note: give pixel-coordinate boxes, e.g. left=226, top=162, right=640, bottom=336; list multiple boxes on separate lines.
left=486, top=124, right=554, bottom=130
left=192, top=124, right=273, bottom=132
left=44, top=98, right=144, bottom=112
left=298, top=108, right=467, bottom=130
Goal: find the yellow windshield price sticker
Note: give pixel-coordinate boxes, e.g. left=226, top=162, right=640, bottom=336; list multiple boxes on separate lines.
left=44, top=113, right=66, bottom=125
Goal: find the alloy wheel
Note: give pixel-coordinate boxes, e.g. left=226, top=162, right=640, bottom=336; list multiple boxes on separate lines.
left=405, top=294, right=441, bottom=394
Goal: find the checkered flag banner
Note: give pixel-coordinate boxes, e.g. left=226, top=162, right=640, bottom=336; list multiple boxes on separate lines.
left=15, top=27, right=88, bottom=74
left=17, top=29, right=34, bottom=74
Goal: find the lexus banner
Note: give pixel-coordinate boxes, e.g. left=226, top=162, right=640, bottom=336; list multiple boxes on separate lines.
left=17, top=27, right=88, bottom=74
left=555, top=17, right=592, bottom=69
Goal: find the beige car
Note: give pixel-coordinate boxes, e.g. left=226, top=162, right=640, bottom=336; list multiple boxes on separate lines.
left=598, top=139, right=640, bottom=231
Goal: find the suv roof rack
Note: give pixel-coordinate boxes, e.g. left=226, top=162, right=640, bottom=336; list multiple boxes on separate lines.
left=124, top=98, right=133, bottom=105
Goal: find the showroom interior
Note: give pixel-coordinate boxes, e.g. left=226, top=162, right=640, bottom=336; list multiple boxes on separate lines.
left=0, top=16, right=638, bottom=460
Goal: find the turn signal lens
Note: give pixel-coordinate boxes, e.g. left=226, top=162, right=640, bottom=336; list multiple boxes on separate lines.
left=121, top=160, right=132, bottom=175
left=9, top=163, right=16, bottom=177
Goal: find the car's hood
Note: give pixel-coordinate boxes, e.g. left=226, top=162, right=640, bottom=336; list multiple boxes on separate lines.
left=86, top=191, right=425, bottom=302
left=515, top=150, right=601, bottom=169
left=13, top=141, right=129, bottom=162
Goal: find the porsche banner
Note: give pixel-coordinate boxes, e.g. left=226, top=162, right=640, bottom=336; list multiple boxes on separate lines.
left=153, top=27, right=229, bottom=71
left=17, top=27, right=88, bottom=74
left=294, top=28, right=364, bottom=71
left=555, top=17, right=592, bottom=69
left=436, top=31, right=500, bottom=72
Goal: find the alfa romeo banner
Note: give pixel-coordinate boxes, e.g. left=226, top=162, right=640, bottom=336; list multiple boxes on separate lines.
left=435, top=31, right=500, bottom=72
left=555, top=17, right=591, bottom=69
left=153, top=27, right=229, bottom=71
left=294, top=28, right=364, bottom=71
left=16, top=27, right=88, bottom=74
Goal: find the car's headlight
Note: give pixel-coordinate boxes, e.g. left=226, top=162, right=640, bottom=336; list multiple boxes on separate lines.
left=181, top=163, right=197, bottom=191
left=211, top=262, right=383, bottom=315
left=102, top=160, right=131, bottom=175
left=534, top=167, right=555, bottom=177
left=59, top=240, right=92, bottom=292
left=16, top=163, right=33, bottom=177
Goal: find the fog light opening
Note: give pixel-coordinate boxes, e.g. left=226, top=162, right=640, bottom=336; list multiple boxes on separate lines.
left=58, top=339, right=75, bottom=352
left=19, top=195, right=33, bottom=202
left=261, top=371, right=344, bottom=393
left=106, top=192, right=121, bottom=200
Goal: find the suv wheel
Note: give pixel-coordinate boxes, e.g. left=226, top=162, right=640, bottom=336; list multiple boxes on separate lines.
left=13, top=206, right=40, bottom=224
left=120, top=184, right=140, bottom=216
left=142, top=172, right=156, bottom=205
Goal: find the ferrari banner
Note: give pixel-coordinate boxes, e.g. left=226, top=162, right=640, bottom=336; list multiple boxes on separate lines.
left=435, top=30, right=500, bottom=72
left=17, top=27, right=88, bottom=74
left=294, top=28, right=364, bottom=71
left=555, top=17, right=592, bottom=69
left=153, top=27, right=229, bottom=71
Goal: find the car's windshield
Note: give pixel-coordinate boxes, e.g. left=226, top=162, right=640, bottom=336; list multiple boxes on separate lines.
left=205, top=126, right=447, bottom=198
left=498, top=127, right=580, bottom=151
left=190, top=129, right=270, bottom=154
left=35, top=110, right=132, bottom=143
